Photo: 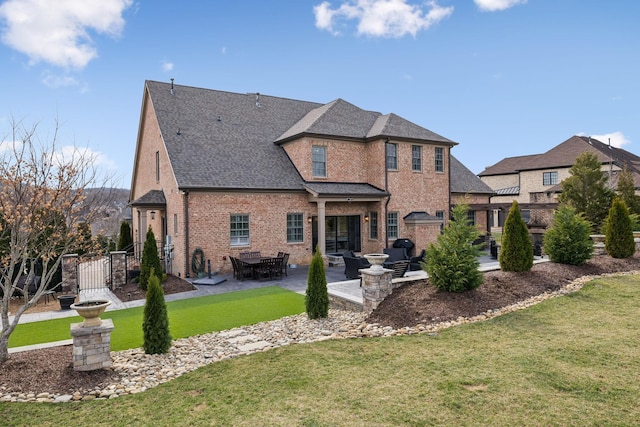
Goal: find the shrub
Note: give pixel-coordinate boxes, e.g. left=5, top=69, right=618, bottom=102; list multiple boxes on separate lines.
left=143, top=268, right=172, bottom=354
left=140, top=227, right=163, bottom=291
left=605, top=198, right=635, bottom=258
left=425, top=203, right=482, bottom=292
left=499, top=200, right=533, bottom=272
left=305, top=247, right=329, bottom=319
left=543, top=205, right=593, bottom=265
left=117, top=221, right=133, bottom=252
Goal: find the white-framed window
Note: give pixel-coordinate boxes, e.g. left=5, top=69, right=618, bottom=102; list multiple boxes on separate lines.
left=543, top=171, right=558, bottom=186
left=435, top=147, right=444, bottom=172
left=312, top=146, right=327, bottom=177
left=286, top=213, right=304, bottom=243
left=230, top=214, right=250, bottom=246
left=436, top=210, right=445, bottom=231
left=466, top=210, right=476, bottom=226
left=387, top=212, right=398, bottom=239
left=386, top=143, right=398, bottom=170
left=412, top=145, right=422, bottom=172
left=369, top=211, right=378, bottom=239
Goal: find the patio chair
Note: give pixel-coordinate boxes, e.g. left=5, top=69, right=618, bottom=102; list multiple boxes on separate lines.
left=343, top=255, right=370, bottom=280
left=280, top=253, right=290, bottom=277
left=232, top=257, right=254, bottom=281
left=409, top=249, right=426, bottom=271
left=391, top=260, right=411, bottom=279
left=256, top=257, right=278, bottom=281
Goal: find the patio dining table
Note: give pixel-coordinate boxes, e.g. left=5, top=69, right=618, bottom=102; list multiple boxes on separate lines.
left=238, top=256, right=284, bottom=281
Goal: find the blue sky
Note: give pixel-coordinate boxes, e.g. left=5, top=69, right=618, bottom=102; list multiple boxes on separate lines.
left=1, top=0, right=638, bottom=188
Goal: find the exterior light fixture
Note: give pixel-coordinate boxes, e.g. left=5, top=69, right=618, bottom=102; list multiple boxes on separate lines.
left=307, top=216, right=313, bottom=223
left=150, top=211, right=156, bottom=220
left=364, top=215, right=369, bottom=222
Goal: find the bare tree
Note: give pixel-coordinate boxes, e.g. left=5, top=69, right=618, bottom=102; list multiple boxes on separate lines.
left=0, top=118, right=116, bottom=363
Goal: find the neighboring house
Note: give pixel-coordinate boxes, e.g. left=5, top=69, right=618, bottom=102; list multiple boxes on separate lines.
left=479, top=135, right=640, bottom=231
left=450, top=156, right=495, bottom=234
left=130, top=80, right=488, bottom=278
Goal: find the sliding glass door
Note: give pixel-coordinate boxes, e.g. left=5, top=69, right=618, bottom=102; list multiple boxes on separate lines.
left=312, top=215, right=361, bottom=254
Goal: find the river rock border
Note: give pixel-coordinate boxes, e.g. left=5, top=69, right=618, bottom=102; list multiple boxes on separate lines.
left=2, top=270, right=638, bottom=403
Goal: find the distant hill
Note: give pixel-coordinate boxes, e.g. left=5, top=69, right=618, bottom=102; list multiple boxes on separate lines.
left=83, top=188, right=131, bottom=238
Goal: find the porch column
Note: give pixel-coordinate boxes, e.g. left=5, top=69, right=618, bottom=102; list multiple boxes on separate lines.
left=317, top=200, right=326, bottom=255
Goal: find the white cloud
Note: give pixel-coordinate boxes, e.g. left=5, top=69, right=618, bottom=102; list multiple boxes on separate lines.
left=162, top=60, right=174, bottom=72
left=0, top=0, right=132, bottom=69
left=314, top=0, right=453, bottom=38
left=221, top=46, right=227, bottom=55
left=474, top=0, right=527, bottom=12
left=41, top=71, right=80, bottom=88
left=590, top=131, right=630, bottom=149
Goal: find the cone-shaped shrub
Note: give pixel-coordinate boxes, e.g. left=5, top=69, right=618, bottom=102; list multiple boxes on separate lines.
left=140, top=227, right=163, bottom=291
left=605, top=198, right=635, bottom=258
left=117, top=221, right=133, bottom=252
left=425, top=202, right=482, bottom=292
left=305, top=247, right=329, bottom=319
left=543, top=205, right=593, bottom=265
left=499, top=200, right=533, bottom=272
left=143, top=268, right=172, bottom=354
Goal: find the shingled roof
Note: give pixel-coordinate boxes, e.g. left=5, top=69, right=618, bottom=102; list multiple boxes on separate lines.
left=144, top=80, right=456, bottom=191
left=450, top=156, right=494, bottom=195
left=479, top=135, right=640, bottom=177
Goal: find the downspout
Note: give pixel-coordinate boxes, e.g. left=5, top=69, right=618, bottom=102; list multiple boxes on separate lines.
left=183, top=190, right=190, bottom=278
left=384, top=138, right=391, bottom=249
left=448, top=147, right=452, bottom=224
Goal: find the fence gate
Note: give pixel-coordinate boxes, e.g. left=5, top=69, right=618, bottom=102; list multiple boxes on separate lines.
left=61, top=251, right=129, bottom=294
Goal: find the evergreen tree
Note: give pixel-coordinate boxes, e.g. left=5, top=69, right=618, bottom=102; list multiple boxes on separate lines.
left=425, top=202, right=482, bottom=292
left=543, top=205, right=593, bottom=265
left=617, top=167, right=640, bottom=216
left=305, top=247, right=329, bottom=319
left=499, top=200, right=533, bottom=272
left=140, top=227, right=163, bottom=291
left=605, top=198, right=635, bottom=258
left=142, top=268, right=172, bottom=354
left=559, top=152, right=614, bottom=230
left=117, top=221, right=133, bottom=252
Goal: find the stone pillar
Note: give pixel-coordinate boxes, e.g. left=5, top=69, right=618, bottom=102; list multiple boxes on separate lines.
left=61, top=254, right=78, bottom=294
left=70, top=319, right=114, bottom=371
left=360, top=267, right=393, bottom=314
left=110, top=251, right=127, bottom=289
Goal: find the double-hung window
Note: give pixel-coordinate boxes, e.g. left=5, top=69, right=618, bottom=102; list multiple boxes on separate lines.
left=466, top=210, right=476, bottom=225
left=436, top=210, right=445, bottom=231
left=412, top=145, right=422, bottom=171
left=369, top=211, right=378, bottom=239
left=435, top=147, right=444, bottom=172
left=386, top=143, right=398, bottom=170
left=543, top=171, right=558, bottom=186
left=230, top=214, right=250, bottom=246
left=387, top=212, right=398, bottom=239
left=286, top=213, right=304, bottom=243
left=312, top=146, right=327, bottom=177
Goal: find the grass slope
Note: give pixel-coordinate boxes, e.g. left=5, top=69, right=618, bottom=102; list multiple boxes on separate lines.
left=9, top=286, right=304, bottom=351
left=3, top=275, right=640, bottom=426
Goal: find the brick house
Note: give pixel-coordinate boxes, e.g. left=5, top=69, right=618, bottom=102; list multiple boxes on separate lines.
left=130, top=80, right=489, bottom=278
left=479, top=135, right=640, bottom=232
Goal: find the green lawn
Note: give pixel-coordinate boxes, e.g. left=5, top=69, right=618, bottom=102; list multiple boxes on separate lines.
left=9, top=286, right=305, bottom=351
left=4, top=275, right=640, bottom=426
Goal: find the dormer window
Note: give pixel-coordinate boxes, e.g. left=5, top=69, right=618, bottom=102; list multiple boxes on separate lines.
left=312, top=146, right=326, bottom=177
